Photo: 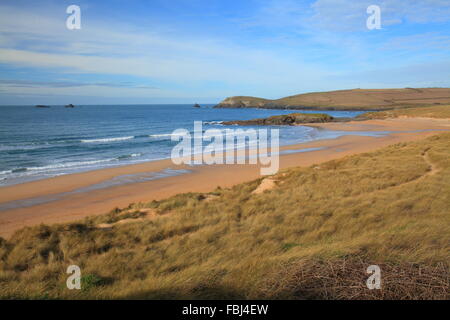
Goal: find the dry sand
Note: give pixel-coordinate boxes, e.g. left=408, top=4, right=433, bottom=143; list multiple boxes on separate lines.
left=0, top=117, right=449, bottom=238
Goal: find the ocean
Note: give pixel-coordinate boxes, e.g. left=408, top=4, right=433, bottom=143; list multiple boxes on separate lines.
left=0, top=104, right=367, bottom=186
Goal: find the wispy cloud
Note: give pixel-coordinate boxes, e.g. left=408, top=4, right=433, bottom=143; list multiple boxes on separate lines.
left=0, top=3, right=329, bottom=89
left=0, top=79, right=158, bottom=89
left=0, top=0, right=449, bottom=104
left=244, top=0, right=450, bottom=32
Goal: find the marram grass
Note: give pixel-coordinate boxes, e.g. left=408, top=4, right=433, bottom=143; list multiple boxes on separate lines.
left=0, top=132, right=449, bottom=299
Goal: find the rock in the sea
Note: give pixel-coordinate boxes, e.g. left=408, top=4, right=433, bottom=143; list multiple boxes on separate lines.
left=35, top=105, right=50, bottom=108
left=65, top=104, right=75, bottom=108
left=222, top=113, right=334, bottom=126
left=193, top=103, right=201, bottom=108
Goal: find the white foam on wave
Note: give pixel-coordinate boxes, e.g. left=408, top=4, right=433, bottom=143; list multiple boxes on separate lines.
left=26, top=158, right=118, bottom=172
left=117, top=152, right=143, bottom=159
left=0, top=143, right=51, bottom=151
left=149, top=133, right=187, bottom=138
left=81, top=136, right=134, bottom=143
left=0, top=152, right=148, bottom=179
left=204, top=121, right=224, bottom=125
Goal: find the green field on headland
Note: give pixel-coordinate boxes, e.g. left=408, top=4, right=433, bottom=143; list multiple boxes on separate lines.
left=359, top=105, right=450, bottom=119
left=214, top=88, right=450, bottom=111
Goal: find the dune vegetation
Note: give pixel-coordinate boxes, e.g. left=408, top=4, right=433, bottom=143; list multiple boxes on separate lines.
left=0, top=129, right=449, bottom=299
left=359, top=105, right=450, bottom=119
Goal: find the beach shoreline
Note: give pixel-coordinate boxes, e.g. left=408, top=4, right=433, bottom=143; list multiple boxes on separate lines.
left=0, top=117, right=449, bottom=238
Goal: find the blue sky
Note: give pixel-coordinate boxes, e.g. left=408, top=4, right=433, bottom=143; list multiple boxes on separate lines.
left=0, top=0, right=449, bottom=105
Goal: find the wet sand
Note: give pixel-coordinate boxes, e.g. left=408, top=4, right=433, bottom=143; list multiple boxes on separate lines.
left=0, top=117, right=449, bottom=238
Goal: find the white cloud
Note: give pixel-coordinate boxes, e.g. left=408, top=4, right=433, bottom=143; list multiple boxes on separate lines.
left=241, top=0, right=450, bottom=32
left=0, top=1, right=449, bottom=103
left=330, top=59, right=450, bottom=88
left=311, top=0, right=450, bottom=30
left=0, top=79, right=158, bottom=89
left=0, top=3, right=330, bottom=94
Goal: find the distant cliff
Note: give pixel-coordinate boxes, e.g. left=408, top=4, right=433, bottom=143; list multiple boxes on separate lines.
left=214, top=88, right=450, bottom=111
left=216, top=96, right=270, bottom=108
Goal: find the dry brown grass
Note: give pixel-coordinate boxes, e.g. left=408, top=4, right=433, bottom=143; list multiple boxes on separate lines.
left=216, top=88, right=450, bottom=110
left=258, top=258, right=449, bottom=300
left=0, top=133, right=449, bottom=299
left=360, top=105, right=450, bottom=119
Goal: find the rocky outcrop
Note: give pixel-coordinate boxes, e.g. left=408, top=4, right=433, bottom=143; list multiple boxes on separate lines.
left=215, top=96, right=270, bottom=109
left=35, top=105, right=50, bottom=108
left=193, top=103, right=201, bottom=108
left=222, top=113, right=334, bottom=126
left=65, top=104, right=75, bottom=108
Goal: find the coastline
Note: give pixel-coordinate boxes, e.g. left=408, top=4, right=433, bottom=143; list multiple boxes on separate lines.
left=0, top=117, right=449, bottom=238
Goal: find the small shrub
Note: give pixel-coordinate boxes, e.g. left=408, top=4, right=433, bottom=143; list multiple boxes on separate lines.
left=81, top=274, right=109, bottom=291
left=282, top=243, right=301, bottom=251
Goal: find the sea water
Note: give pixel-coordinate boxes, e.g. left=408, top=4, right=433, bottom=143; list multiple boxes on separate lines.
left=0, top=104, right=367, bottom=186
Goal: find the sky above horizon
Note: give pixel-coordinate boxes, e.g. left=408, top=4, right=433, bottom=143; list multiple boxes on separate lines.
left=0, top=0, right=450, bottom=105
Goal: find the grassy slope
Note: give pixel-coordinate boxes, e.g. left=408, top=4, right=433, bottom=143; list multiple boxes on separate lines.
left=215, top=88, right=450, bottom=110
left=360, top=105, right=450, bottom=119
left=0, top=131, right=449, bottom=299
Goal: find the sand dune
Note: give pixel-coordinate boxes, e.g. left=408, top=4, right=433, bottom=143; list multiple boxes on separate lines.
left=0, top=117, right=449, bottom=238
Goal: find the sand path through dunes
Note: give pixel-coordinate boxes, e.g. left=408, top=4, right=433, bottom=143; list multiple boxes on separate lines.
left=252, top=178, right=277, bottom=194
left=422, top=150, right=439, bottom=177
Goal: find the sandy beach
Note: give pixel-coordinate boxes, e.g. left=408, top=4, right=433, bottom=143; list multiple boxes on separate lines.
left=0, top=117, right=449, bottom=238
left=3, top=1, right=450, bottom=302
